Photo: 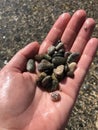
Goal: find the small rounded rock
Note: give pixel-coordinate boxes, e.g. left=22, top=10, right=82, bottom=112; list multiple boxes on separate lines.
left=51, top=92, right=61, bottom=102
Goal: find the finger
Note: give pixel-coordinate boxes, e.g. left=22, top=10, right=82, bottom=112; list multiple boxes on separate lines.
left=61, top=10, right=86, bottom=50
left=73, top=38, right=98, bottom=93
left=60, top=38, right=98, bottom=99
left=39, top=13, right=71, bottom=54
left=71, top=18, right=95, bottom=53
left=6, top=42, right=40, bottom=72
left=76, top=38, right=98, bottom=77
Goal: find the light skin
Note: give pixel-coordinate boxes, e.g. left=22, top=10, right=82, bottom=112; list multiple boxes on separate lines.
left=0, top=10, right=98, bottom=130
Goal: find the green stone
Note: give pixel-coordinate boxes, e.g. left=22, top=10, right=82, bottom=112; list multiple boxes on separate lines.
left=52, top=56, right=66, bottom=67
left=42, top=76, right=52, bottom=88
left=37, top=72, right=47, bottom=85
left=43, top=54, right=52, bottom=61
left=67, top=52, right=80, bottom=63
left=47, top=45, right=56, bottom=55
left=50, top=79, right=59, bottom=92
left=38, top=59, right=54, bottom=72
left=34, top=54, right=44, bottom=62
left=26, top=59, right=35, bottom=72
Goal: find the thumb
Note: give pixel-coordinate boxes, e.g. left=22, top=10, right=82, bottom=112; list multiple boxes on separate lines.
left=6, top=41, right=40, bottom=72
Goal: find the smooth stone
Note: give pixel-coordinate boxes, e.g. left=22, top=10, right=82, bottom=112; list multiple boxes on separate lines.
left=50, top=79, right=59, bottom=92
left=67, top=62, right=77, bottom=78
left=43, top=54, right=52, bottom=61
left=67, top=52, right=80, bottom=63
left=52, top=72, right=58, bottom=80
left=52, top=56, right=66, bottom=67
left=37, top=72, right=47, bottom=84
left=68, top=62, right=77, bottom=72
left=38, top=59, right=54, bottom=72
left=34, top=54, right=44, bottom=62
left=53, top=65, right=65, bottom=79
left=55, top=42, right=64, bottom=51
left=51, top=92, right=61, bottom=102
left=52, top=52, right=64, bottom=57
left=66, top=71, right=74, bottom=78
left=47, top=45, right=56, bottom=55
left=26, top=59, right=35, bottom=72
left=42, top=75, right=52, bottom=88
left=64, top=51, right=72, bottom=60
left=51, top=73, right=59, bottom=92
left=58, top=48, right=65, bottom=54
left=43, top=69, right=53, bottom=75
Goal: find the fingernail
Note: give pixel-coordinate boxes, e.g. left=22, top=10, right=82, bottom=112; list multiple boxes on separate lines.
left=61, top=13, right=66, bottom=18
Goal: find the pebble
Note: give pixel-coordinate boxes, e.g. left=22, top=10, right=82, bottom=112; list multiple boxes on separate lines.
left=42, top=75, right=52, bottom=88
left=67, top=52, right=80, bottom=63
left=43, top=54, right=52, bottom=61
left=53, top=65, right=65, bottom=79
left=58, top=48, right=65, bottom=54
left=47, top=45, right=56, bottom=55
left=34, top=54, right=44, bottom=62
left=52, top=51, right=64, bottom=57
left=37, top=72, right=47, bottom=84
left=66, top=71, right=74, bottom=78
left=51, top=92, right=61, bottom=102
left=68, top=62, right=77, bottom=72
left=67, top=62, right=77, bottom=78
left=38, top=59, right=54, bottom=72
left=52, top=56, right=66, bottom=67
left=50, top=79, right=59, bottom=92
left=64, top=51, right=71, bottom=59
left=55, top=42, right=64, bottom=50
left=26, top=59, right=35, bottom=72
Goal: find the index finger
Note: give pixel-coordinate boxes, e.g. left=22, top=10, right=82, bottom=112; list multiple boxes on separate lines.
left=39, top=13, right=71, bottom=54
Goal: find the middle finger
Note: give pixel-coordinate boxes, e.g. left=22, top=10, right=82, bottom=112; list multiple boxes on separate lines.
left=61, top=10, right=86, bottom=50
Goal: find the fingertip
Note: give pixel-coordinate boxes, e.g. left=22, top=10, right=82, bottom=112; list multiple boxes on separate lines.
left=60, top=12, right=71, bottom=19
left=85, top=18, right=96, bottom=27
left=75, top=9, right=86, bottom=17
left=90, top=37, right=98, bottom=42
left=88, top=38, right=98, bottom=48
left=7, top=41, right=40, bottom=72
left=21, top=41, right=40, bottom=58
left=53, top=12, right=71, bottom=29
left=39, top=12, right=71, bottom=54
left=83, top=38, right=98, bottom=57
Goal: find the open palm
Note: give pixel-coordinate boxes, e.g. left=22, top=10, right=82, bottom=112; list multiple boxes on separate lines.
left=0, top=10, right=97, bottom=130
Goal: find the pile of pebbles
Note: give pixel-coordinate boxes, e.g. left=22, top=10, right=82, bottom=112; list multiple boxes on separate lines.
left=26, top=41, right=80, bottom=101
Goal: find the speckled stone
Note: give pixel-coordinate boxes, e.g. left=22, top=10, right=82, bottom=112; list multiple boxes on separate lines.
left=51, top=92, right=61, bottom=102
left=52, top=56, right=66, bottom=67
left=26, top=59, right=35, bottom=72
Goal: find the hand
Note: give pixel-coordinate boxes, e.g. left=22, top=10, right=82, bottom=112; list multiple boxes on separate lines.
left=0, top=10, right=97, bottom=130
